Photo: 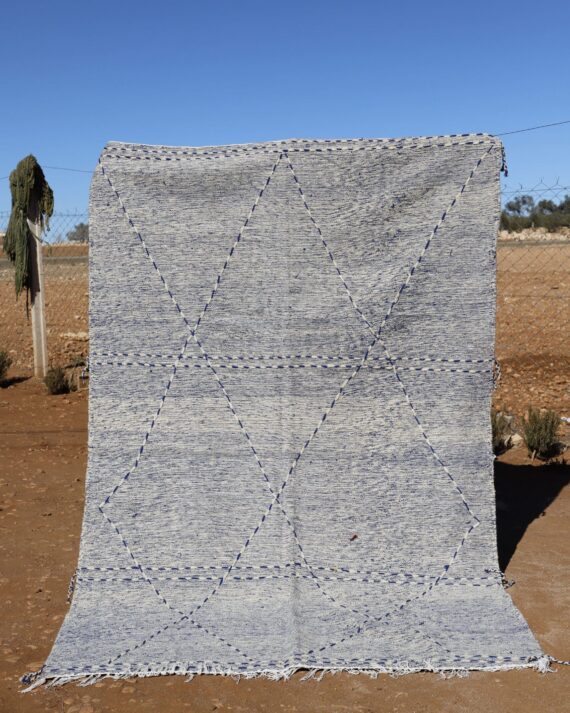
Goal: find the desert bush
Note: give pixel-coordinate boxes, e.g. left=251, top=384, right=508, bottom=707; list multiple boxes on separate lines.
left=69, top=356, right=86, bottom=368
left=491, top=410, right=511, bottom=454
left=44, top=366, right=74, bottom=395
left=522, top=408, right=560, bottom=459
left=0, top=351, right=12, bottom=382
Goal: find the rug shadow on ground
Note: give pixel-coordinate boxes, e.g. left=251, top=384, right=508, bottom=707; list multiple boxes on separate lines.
left=494, top=459, right=570, bottom=571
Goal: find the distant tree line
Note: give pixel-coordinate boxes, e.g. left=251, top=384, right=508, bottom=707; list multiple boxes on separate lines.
left=500, top=194, right=570, bottom=232
left=66, top=222, right=89, bottom=243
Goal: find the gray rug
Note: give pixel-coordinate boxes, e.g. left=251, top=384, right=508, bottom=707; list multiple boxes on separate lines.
left=28, top=135, right=546, bottom=687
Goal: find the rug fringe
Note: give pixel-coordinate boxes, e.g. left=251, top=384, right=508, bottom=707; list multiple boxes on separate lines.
left=66, top=569, right=78, bottom=603
left=21, top=655, right=562, bottom=691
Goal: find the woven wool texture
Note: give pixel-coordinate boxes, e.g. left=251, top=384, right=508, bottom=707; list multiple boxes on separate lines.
left=36, top=135, right=544, bottom=685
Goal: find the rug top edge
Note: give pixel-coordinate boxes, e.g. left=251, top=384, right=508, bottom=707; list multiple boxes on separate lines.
left=100, top=133, right=501, bottom=156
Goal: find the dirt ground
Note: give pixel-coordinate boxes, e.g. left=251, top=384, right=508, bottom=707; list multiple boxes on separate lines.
left=0, top=244, right=89, bottom=372
left=494, top=240, right=570, bottom=417
left=0, top=376, right=568, bottom=713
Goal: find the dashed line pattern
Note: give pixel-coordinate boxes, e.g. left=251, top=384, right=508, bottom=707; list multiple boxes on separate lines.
left=100, top=134, right=498, bottom=162
left=90, top=360, right=491, bottom=374
left=91, top=351, right=493, bottom=364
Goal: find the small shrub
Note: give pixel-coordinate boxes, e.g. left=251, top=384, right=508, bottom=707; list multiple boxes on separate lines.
left=44, top=366, right=72, bottom=395
left=491, top=410, right=511, bottom=454
left=0, top=351, right=12, bottom=382
left=69, top=356, right=86, bottom=368
left=522, top=408, right=560, bottom=459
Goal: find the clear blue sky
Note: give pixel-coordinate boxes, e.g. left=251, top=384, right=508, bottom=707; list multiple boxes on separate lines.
left=1, top=0, right=569, bottom=213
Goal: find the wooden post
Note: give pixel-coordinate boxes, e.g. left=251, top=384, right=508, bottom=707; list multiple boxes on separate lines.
left=27, top=202, right=48, bottom=378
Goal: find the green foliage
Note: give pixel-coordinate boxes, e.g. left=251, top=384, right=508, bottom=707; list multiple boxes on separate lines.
left=0, top=351, right=13, bottom=382
left=44, top=366, right=73, bottom=395
left=505, top=195, right=535, bottom=216
left=500, top=193, right=570, bottom=232
left=66, top=222, right=89, bottom=243
left=522, top=408, right=560, bottom=459
left=3, top=155, right=54, bottom=301
left=491, top=410, right=511, bottom=454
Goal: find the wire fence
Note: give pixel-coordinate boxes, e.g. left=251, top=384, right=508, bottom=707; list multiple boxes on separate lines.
left=0, top=212, right=89, bottom=372
left=0, top=190, right=569, bottom=417
left=494, top=182, right=570, bottom=417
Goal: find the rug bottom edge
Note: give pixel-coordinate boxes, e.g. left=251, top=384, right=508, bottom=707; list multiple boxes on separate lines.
left=22, top=656, right=555, bottom=691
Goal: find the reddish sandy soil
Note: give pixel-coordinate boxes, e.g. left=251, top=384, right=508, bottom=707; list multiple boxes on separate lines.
left=0, top=245, right=88, bottom=372
left=494, top=241, right=570, bottom=417
left=0, top=376, right=568, bottom=713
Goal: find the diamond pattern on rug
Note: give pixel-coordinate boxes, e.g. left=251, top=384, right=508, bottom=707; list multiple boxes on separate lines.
left=30, top=136, right=545, bottom=689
